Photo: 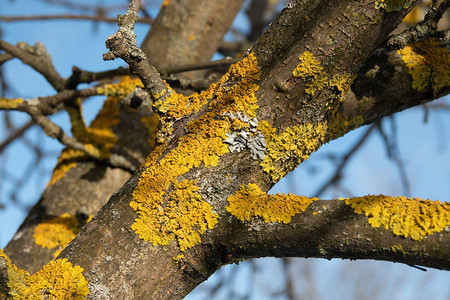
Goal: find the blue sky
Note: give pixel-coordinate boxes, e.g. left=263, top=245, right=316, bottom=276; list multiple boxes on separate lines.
left=1, top=1, right=449, bottom=299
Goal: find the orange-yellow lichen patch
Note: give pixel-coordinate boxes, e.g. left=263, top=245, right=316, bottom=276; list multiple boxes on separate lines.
left=173, top=254, right=184, bottom=262
left=0, top=249, right=89, bottom=299
left=260, top=52, right=361, bottom=182
left=293, top=51, right=354, bottom=99
left=131, top=53, right=262, bottom=251
left=48, top=81, right=125, bottom=186
left=375, top=0, right=413, bottom=12
left=161, top=0, right=170, bottom=8
left=140, top=114, right=160, bottom=149
left=259, top=112, right=363, bottom=182
left=292, top=51, right=328, bottom=95
left=97, top=75, right=144, bottom=98
left=133, top=180, right=218, bottom=251
left=343, top=195, right=450, bottom=240
left=226, top=183, right=318, bottom=223
left=398, top=38, right=450, bottom=95
left=0, top=97, right=23, bottom=110
left=259, top=120, right=327, bottom=182
left=34, top=213, right=92, bottom=258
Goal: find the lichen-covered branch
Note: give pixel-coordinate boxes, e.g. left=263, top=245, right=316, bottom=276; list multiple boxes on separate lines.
left=2, top=0, right=450, bottom=298
left=218, top=198, right=450, bottom=271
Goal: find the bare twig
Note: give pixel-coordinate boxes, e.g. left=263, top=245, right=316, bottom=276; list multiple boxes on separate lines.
left=67, top=66, right=130, bottom=87
left=25, top=104, right=137, bottom=171
left=0, top=14, right=152, bottom=24
left=387, top=0, right=450, bottom=48
left=103, top=0, right=169, bottom=104
left=0, top=53, right=14, bottom=65
left=314, top=123, right=377, bottom=197
left=0, top=120, right=34, bottom=153
left=0, top=40, right=66, bottom=91
left=160, top=57, right=239, bottom=75
left=375, top=118, right=411, bottom=195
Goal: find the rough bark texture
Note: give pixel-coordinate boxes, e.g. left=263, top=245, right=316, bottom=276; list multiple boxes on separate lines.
left=141, top=0, right=245, bottom=79
left=2, top=0, right=450, bottom=299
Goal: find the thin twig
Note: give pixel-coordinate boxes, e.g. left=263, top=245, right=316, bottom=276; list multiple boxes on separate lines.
left=0, top=14, right=152, bottom=24
left=375, top=118, right=411, bottom=195
left=0, top=53, right=14, bottom=65
left=103, top=0, right=170, bottom=105
left=0, top=120, right=34, bottom=153
left=25, top=104, right=137, bottom=171
left=160, top=57, right=239, bottom=75
left=0, top=39, right=66, bottom=91
left=314, top=123, right=377, bottom=197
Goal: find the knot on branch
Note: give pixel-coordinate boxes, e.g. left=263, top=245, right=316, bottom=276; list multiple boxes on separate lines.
left=103, top=31, right=146, bottom=63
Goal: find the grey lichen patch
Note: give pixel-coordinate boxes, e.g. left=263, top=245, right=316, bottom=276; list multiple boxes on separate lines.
left=224, top=112, right=266, bottom=160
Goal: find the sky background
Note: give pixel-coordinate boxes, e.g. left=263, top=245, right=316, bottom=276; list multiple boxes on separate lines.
left=1, top=0, right=449, bottom=299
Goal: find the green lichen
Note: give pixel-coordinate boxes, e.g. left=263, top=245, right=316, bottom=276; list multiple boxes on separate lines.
left=343, top=195, right=450, bottom=240
left=375, top=0, right=413, bottom=12
left=131, top=53, right=262, bottom=251
left=398, top=38, right=450, bottom=95
left=0, top=249, right=89, bottom=299
left=226, top=183, right=318, bottom=223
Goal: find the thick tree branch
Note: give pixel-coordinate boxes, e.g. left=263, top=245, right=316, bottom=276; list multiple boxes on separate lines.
left=3, top=1, right=450, bottom=298
left=217, top=199, right=450, bottom=271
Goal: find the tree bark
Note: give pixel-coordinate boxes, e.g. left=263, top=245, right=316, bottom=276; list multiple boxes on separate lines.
left=2, top=0, right=450, bottom=299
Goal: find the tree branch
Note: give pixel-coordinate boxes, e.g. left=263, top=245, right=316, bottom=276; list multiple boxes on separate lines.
left=0, top=40, right=66, bottom=91
left=387, top=0, right=450, bottom=48
left=218, top=199, right=450, bottom=271
left=103, top=0, right=169, bottom=100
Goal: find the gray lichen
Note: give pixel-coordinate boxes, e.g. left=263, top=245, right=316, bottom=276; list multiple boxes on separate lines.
left=223, top=112, right=266, bottom=160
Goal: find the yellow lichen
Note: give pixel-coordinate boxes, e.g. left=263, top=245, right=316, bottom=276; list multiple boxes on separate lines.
left=34, top=214, right=92, bottom=258
left=140, top=114, right=160, bottom=149
left=132, top=179, right=218, bottom=251
left=259, top=113, right=363, bottom=182
left=173, top=254, right=184, bottom=262
left=0, top=97, right=23, bottom=110
left=343, top=195, right=450, bottom=240
left=261, top=51, right=361, bottom=182
left=226, top=183, right=318, bottom=223
left=375, top=0, right=413, bottom=12
left=0, top=249, right=89, bottom=299
left=97, top=76, right=144, bottom=98
left=292, top=51, right=353, bottom=100
left=398, top=38, right=450, bottom=95
left=391, top=244, right=405, bottom=255
left=292, top=51, right=328, bottom=95
left=48, top=77, right=134, bottom=186
left=131, top=53, right=262, bottom=251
